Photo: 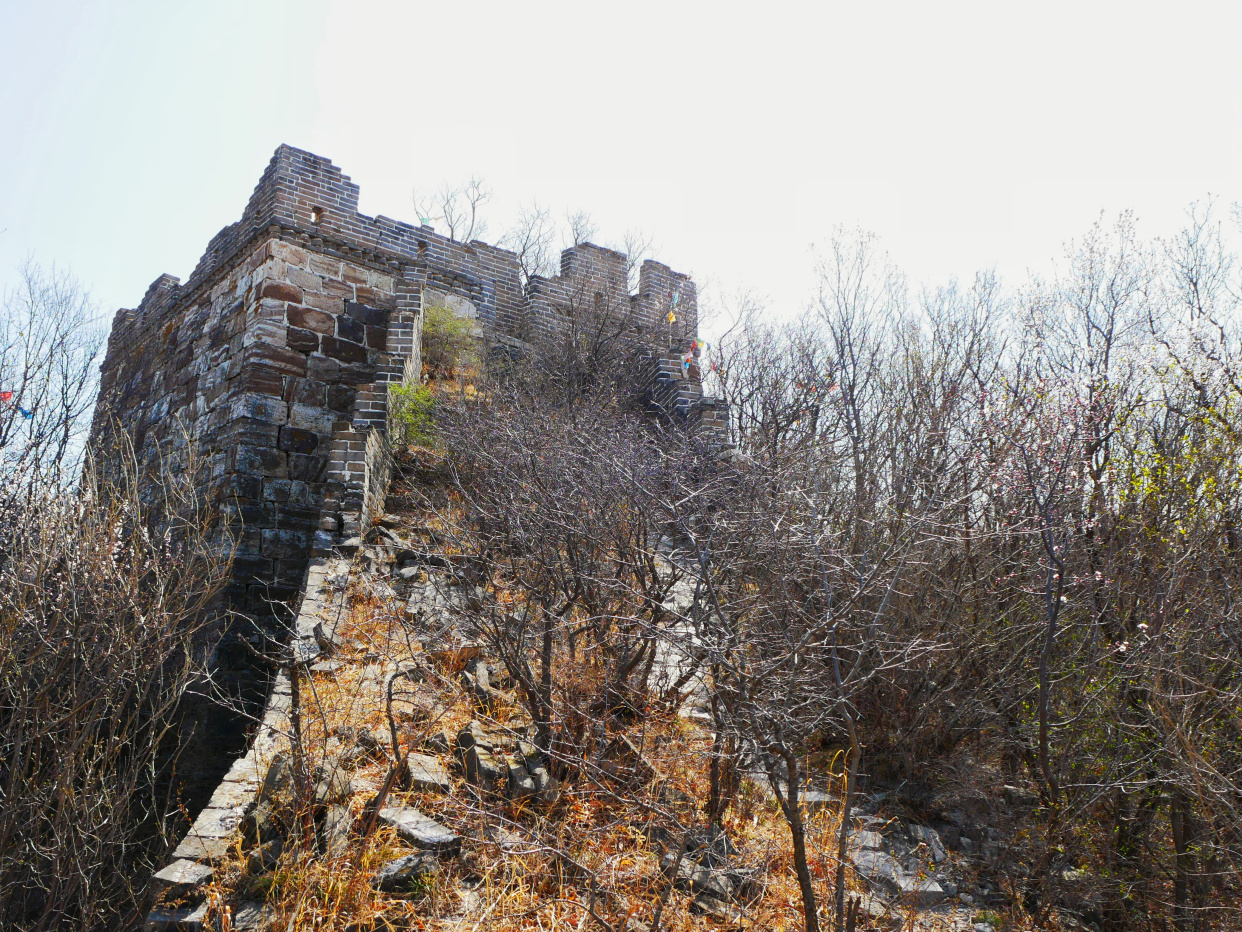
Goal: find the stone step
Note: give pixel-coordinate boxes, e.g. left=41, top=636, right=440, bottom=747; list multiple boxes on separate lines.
left=405, top=752, right=452, bottom=792
left=378, top=806, right=461, bottom=855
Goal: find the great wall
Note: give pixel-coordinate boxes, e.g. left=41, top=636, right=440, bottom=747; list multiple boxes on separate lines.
left=83, top=145, right=1050, bottom=932
left=89, top=146, right=731, bottom=929
left=91, top=144, right=722, bottom=629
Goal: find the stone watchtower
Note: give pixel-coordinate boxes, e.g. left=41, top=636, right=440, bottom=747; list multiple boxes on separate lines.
left=90, top=145, right=724, bottom=626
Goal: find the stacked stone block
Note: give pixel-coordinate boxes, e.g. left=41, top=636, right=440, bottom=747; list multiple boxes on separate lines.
left=91, top=144, right=718, bottom=627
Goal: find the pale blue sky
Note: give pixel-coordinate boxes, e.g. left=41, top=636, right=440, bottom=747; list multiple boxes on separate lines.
left=2, top=0, right=1240, bottom=324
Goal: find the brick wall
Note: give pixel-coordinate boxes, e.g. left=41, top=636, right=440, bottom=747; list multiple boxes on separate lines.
left=90, top=144, right=719, bottom=629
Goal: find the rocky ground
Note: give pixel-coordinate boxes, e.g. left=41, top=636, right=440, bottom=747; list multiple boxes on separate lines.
left=147, top=461, right=1041, bottom=932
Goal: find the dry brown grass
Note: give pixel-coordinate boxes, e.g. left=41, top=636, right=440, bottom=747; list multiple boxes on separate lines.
left=196, top=576, right=913, bottom=932
left=195, top=439, right=1016, bottom=932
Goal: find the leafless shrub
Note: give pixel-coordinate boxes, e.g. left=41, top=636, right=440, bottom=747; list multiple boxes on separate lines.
left=0, top=262, right=230, bottom=931
left=473, top=213, right=1242, bottom=929
left=0, top=440, right=230, bottom=931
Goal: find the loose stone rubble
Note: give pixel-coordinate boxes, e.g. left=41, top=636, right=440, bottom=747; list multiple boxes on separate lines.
left=145, top=465, right=1019, bottom=932
left=142, top=486, right=577, bottom=929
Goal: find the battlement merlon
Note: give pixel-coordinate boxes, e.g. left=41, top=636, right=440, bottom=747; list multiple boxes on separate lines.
left=111, top=145, right=696, bottom=351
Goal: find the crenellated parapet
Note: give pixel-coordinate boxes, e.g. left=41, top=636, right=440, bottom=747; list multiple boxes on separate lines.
left=90, top=145, right=717, bottom=624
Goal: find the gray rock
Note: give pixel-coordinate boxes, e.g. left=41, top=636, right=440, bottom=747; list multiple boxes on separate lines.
left=456, top=724, right=505, bottom=791
left=152, top=859, right=213, bottom=902
left=854, top=894, right=890, bottom=920
left=515, top=737, right=540, bottom=765
left=528, top=765, right=558, bottom=803
left=246, top=839, right=282, bottom=873
left=242, top=800, right=285, bottom=847
left=144, top=902, right=207, bottom=931
left=312, top=759, right=353, bottom=805
left=313, top=621, right=343, bottom=656
left=515, top=740, right=559, bottom=804
left=245, top=750, right=350, bottom=840
left=898, top=876, right=948, bottom=907
left=206, top=780, right=256, bottom=810
left=463, top=659, right=490, bottom=691
left=171, top=834, right=232, bottom=862
left=291, top=637, right=320, bottom=665
left=372, top=852, right=439, bottom=893
left=222, top=755, right=265, bottom=784
left=258, top=753, right=294, bottom=803
left=507, top=761, right=538, bottom=800
left=849, top=848, right=903, bottom=891
left=187, top=807, right=245, bottom=839
left=423, top=730, right=453, bottom=755
left=353, top=728, right=384, bottom=759
left=487, top=663, right=511, bottom=689
left=405, top=752, right=452, bottom=792
left=910, top=824, right=948, bottom=863
left=850, top=830, right=884, bottom=851
left=1002, top=784, right=1038, bottom=807
left=455, top=720, right=495, bottom=754
left=802, top=789, right=834, bottom=813
left=665, top=853, right=733, bottom=902
left=378, top=806, right=461, bottom=854
left=319, top=804, right=353, bottom=857
left=460, top=664, right=505, bottom=710
left=463, top=745, right=505, bottom=791
left=231, top=901, right=276, bottom=931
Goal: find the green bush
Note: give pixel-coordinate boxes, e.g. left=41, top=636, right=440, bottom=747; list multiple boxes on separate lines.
left=421, top=303, right=477, bottom=378
left=389, top=381, right=435, bottom=446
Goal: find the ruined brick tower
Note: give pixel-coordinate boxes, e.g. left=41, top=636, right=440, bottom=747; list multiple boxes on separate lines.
left=90, top=145, right=724, bottom=623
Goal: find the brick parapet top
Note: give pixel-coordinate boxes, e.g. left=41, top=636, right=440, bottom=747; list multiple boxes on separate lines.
left=107, top=145, right=696, bottom=361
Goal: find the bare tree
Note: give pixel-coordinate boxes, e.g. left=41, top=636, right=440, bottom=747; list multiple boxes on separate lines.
left=413, top=177, right=490, bottom=243
left=566, top=209, right=598, bottom=248
left=0, top=260, right=102, bottom=482
left=499, top=202, right=557, bottom=284
left=0, top=437, right=230, bottom=931
left=382, top=214, right=1242, bottom=930
left=0, top=263, right=229, bottom=931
